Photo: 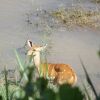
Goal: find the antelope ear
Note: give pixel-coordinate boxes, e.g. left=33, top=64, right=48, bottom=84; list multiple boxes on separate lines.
left=39, top=44, right=48, bottom=51
left=43, top=44, right=48, bottom=49
left=27, top=40, right=33, bottom=47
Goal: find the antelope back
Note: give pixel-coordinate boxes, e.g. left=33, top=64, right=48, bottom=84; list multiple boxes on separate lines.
left=41, top=63, right=77, bottom=85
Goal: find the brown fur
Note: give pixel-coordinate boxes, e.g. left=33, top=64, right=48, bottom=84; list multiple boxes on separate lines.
left=40, top=63, right=77, bottom=85
left=26, top=40, right=77, bottom=85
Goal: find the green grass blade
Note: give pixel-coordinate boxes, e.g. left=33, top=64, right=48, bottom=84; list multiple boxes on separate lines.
left=82, top=81, right=91, bottom=100
left=14, top=50, right=28, bottom=81
left=45, top=56, right=48, bottom=78
left=4, top=67, right=9, bottom=100
left=79, top=57, right=98, bottom=99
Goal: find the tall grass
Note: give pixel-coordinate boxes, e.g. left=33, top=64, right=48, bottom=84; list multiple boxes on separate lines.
left=79, top=57, right=100, bottom=100
left=0, top=51, right=85, bottom=100
left=0, top=50, right=100, bottom=100
left=0, top=68, right=17, bottom=100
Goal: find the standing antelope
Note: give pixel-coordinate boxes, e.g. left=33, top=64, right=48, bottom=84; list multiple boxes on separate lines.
left=26, top=40, right=77, bottom=85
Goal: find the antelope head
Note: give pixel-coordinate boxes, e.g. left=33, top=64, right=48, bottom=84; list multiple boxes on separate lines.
left=26, top=40, right=47, bottom=70
left=26, top=40, right=47, bottom=56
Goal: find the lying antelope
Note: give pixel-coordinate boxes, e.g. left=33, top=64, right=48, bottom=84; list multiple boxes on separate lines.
left=26, top=40, right=77, bottom=85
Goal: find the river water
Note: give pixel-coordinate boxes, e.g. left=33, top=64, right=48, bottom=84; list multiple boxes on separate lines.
left=0, top=0, right=100, bottom=95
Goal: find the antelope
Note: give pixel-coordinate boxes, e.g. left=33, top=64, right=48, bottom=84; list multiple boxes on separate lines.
left=26, top=40, right=77, bottom=85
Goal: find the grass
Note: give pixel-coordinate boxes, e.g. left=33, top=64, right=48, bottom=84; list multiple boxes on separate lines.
left=79, top=57, right=99, bottom=100
left=0, top=50, right=100, bottom=100
left=0, top=50, right=85, bottom=100
left=0, top=69, right=18, bottom=100
left=0, top=84, right=17, bottom=100
left=51, top=6, right=100, bottom=29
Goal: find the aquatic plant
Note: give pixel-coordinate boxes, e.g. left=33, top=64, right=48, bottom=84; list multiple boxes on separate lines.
left=51, top=6, right=100, bottom=29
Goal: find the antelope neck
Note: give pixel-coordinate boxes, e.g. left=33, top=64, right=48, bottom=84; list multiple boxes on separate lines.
left=33, top=51, right=41, bottom=70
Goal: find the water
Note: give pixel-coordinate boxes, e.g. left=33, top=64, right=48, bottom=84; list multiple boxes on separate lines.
left=0, top=0, right=100, bottom=95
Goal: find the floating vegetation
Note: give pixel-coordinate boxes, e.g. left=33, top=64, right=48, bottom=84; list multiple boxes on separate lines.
left=51, top=7, right=100, bottom=29
left=92, top=0, right=100, bottom=3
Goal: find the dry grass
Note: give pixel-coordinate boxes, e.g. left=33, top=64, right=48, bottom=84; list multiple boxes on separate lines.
left=93, top=0, right=100, bottom=3
left=51, top=7, right=100, bottom=29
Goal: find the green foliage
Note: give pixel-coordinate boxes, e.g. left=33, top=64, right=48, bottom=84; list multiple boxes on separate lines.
left=0, top=81, right=17, bottom=100
left=98, top=50, right=100, bottom=58
left=0, top=50, right=85, bottom=100
left=0, top=95, right=3, bottom=100
left=1, top=50, right=100, bottom=100
left=59, top=84, right=84, bottom=100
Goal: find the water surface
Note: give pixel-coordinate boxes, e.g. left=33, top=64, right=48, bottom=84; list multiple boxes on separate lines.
left=0, top=0, right=100, bottom=94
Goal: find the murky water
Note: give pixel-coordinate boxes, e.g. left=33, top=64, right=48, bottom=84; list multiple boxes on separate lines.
left=0, top=0, right=100, bottom=94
